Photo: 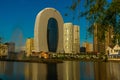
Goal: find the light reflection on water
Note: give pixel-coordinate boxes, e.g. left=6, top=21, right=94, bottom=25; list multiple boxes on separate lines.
left=0, top=61, right=120, bottom=80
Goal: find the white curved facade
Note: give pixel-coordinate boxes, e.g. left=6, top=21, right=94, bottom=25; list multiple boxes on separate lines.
left=34, top=8, right=64, bottom=52
left=64, top=23, right=73, bottom=53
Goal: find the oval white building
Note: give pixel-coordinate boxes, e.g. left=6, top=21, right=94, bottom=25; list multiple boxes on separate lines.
left=34, top=8, right=64, bottom=52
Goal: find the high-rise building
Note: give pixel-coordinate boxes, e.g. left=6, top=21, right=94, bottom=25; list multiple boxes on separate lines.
left=34, top=8, right=64, bottom=53
left=26, top=38, right=34, bottom=57
left=64, top=23, right=73, bottom=53
left=73, top=25, right=80, bottom=53
left=93, top=23, right=113, bottom=53
left=63, top=23, right=80, bottom=53
left=0, top=44, right=8, bottom=56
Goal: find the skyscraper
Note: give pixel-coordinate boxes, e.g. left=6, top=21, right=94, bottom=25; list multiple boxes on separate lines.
left=73, top=25, right=80, bottom=53
left=64, top=23, right=73, bottom=53
left=93, top=23, right=113, bottom=53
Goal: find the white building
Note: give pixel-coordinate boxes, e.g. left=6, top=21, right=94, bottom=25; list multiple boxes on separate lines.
left=64, top=23, right=73, bottom=53
left=34, top=8, right=64, bottom=53
left=106, top=40, right=120, bottom=55
left=63, top=23, right=80, bottom=53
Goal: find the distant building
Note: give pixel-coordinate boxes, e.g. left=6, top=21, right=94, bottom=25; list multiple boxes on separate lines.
left=5, top=42, right=15, bottom=53
left=82, top=42, right=93, bottom=52
left=64, top=23, right=73, bottom=53
left=0, top=44, right=8, bottom=56
left=26, top=38, right=34, bottom=57
left=73, top=25, right=80, bottom=53
left=93, top=23, right=113, bottom=53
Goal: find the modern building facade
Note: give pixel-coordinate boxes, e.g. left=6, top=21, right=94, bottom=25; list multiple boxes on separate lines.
left=64, top=23, right=73, bottom=53
left=34, top=8, right=64, bottom=53
left=63, top=23, right=80, bottom=53
left=93, top=23, right=113, bottom=53
left=26, top=38, right=34, bottom=57
left=73, top=25, right=80, bottom=53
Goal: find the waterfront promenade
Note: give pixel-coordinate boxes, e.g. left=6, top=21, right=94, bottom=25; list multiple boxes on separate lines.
left=0, top=53, right=108, bottom=63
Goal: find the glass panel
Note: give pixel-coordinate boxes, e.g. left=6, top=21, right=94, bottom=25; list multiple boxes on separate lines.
left=47, top=18, right=58, bottom=52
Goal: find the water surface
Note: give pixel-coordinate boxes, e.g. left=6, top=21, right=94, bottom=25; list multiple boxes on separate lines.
left=0, top=61, right=120, bottom=80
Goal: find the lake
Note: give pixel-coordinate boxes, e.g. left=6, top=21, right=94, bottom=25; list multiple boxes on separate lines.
left=0, top=61, right=120, bottom=80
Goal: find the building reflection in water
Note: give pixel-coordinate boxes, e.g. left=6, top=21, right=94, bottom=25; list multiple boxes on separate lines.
left=5, top=62, right=14, bottom=79
left=62, top=61, right=80, bottom=80
left=0, top=61, right=6, bottom=79
left=23, top=61, right=80, bottom=80
left=109, top=62, right=120, bottom=80
left=0, top=61, right=120, bottom=80
left=80, top=62, right=94, bottom=80
left=0, top=61, right=6, bottom=74
left=24, top=63, right=47, bottom=80
left=94, top=62, right=120, bottom=80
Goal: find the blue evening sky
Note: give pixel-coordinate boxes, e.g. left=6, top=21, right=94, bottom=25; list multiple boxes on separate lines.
left=0, top=0, right=93, bottom=46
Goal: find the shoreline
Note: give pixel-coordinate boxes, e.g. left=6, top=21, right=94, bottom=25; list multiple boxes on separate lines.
left=0, top=58, right=107, bottom=63
left=107, top=58, right=120, bottom=62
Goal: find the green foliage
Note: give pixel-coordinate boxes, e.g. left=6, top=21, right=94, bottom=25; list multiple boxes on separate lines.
left=80, top=0, right=120, bottom=42
left=68, top=0, right=120, bottom=43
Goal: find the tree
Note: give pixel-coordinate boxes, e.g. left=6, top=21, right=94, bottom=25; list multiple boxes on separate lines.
left=69, top=0, right=120, bottom=44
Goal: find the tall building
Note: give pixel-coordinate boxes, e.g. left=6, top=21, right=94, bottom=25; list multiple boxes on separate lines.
left=26, top=38, right=34, bottom=57
left=73, top=25, right=80, bottom=53
left=34, top=8, right=64, bottom=53
left=64, top=23, right=73, bottom=53
left=105, top=25, right=114, bottom=49
left=82, top=42, right=93, bottom=52
left=0, top=44, right=8, bottom=56
left=93, top=23, right=113, bottom=53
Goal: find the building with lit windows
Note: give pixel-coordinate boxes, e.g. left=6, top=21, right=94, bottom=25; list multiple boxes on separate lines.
left=64, top=23, right=73, bottom=53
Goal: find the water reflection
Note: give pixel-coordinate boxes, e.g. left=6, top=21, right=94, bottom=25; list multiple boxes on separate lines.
left=0, top=61, right=120, bottom=80
left=63, top=61, right=80, bottom=80
left=80, top=62, right=94, bottom=80
left=94, top=62, right=120, bottom=80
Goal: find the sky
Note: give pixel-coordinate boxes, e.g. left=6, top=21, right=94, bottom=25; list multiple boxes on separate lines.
left=0, top=0, right=93, bottom=47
